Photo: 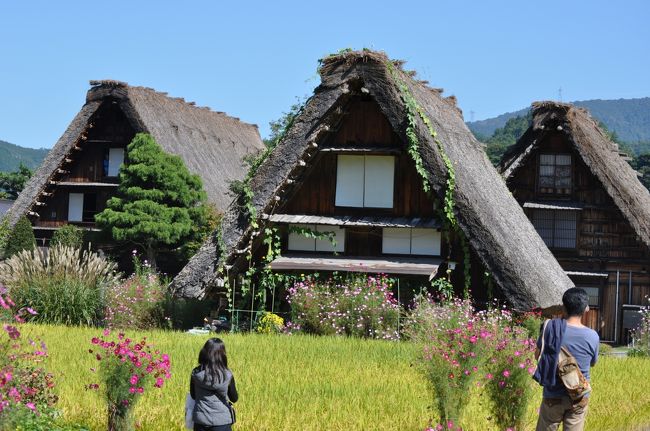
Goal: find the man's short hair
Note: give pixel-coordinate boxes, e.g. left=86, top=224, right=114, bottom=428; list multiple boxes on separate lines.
left=563, top=287, right=589, bottom=317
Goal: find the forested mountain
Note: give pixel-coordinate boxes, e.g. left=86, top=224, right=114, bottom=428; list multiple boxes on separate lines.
left=0, top=140, right=48, bottom=172
left=468, top=97, right=650, bottom=145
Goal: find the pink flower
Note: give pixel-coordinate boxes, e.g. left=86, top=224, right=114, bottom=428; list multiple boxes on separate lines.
left=25, top=402, right=36, bottom=411
left=103, top=329, right=110, bottom=336
left=485, top=373, right=493, bottom=380
left=129, top=386, right=136, bottom=393
left=137, top=387, right=144, bottom=393
left=129, top=374, right=139, bottom=385
left=26, top=307, right=37, bottom=315
left=503, top=370, right=511, bottom=378
left=91, top=338, right=100, bottom=344
left=154, top=377, right=164, bottom=388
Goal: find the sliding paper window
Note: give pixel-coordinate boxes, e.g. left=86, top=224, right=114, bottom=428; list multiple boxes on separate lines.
left=532, top=209, right=577, bottom=249
left=287, top=224, right=345, bottom=252
left=335, top=155, right=395, bottom=208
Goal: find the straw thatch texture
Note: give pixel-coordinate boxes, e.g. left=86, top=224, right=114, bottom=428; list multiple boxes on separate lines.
left=6, top=80, right=264, bottom=226
left=172, top=51, right=573, bottom=309
left=499, top=101, right=650, bottom=248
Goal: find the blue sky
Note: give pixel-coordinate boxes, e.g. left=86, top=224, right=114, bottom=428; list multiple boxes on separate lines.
left=1, top=0, right=649, bottom=149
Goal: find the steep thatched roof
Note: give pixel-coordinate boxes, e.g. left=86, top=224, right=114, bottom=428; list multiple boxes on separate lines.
left=172, top=50, right=573, bottom=310
left=6, top=80, right=264, bottom=225
left=499, top=101, right=650, bottom=248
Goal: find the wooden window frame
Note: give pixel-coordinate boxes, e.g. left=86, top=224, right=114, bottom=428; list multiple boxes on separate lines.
left=532, top=209, right=578, bottom=250
left=537, top=153, right=573, bottom=196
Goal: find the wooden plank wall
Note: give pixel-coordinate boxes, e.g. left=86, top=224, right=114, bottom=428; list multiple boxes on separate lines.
left=282, top=98, right=437, bottom=218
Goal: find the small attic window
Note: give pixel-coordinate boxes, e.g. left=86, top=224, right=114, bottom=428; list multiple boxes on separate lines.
left=335, top=155, right=395, bottom=208
left=539, top=154, right=572, bottom=195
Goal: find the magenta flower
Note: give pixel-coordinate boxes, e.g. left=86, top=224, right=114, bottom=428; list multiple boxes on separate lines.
left=503, top=370, right=511, bottom=378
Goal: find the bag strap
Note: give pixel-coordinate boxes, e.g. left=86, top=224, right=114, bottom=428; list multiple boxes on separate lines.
left=538, top=319, right=550, bottom=365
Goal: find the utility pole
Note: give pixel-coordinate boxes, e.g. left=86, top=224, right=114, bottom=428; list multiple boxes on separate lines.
left=558, top=87, right=563, bottom=102
left=470, top=110, right=475, bottom=122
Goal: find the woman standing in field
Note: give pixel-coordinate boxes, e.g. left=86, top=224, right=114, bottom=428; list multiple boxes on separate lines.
left=190, top=338, right=238, bottom=431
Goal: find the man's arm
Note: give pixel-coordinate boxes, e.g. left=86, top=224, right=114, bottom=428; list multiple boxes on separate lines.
left=591, top=333, right=600, bottom=367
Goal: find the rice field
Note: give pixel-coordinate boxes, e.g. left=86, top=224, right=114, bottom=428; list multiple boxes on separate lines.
left=26, top=324, right=650, bottom=430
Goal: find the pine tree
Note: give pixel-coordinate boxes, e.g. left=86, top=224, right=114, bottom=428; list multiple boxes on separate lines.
left=95, top=133, right=209, bottom=269
left=4, top=215, right=36, bottom=257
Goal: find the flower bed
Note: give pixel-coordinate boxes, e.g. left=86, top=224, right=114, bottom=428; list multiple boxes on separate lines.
left=286, top=273, right=400, bottom=339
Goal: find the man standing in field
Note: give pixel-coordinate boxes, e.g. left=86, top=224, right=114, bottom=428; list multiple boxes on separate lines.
left=534, top=287, right=600, bottom=431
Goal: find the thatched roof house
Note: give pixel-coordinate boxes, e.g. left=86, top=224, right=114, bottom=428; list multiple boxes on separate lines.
left=498, top=101, right=650, bottom=341
left=499, top=101, right=650, bottom=248
left=172, top=50, right=572, bottom=310
left=6, top=80, right=264, bottom=233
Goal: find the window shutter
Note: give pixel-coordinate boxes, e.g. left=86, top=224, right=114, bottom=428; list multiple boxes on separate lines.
left=287, top=224, right=316, bottom=251
left=382, top=228, right=411, bottom=254
left=68, top=193, right=84, bottom=222
left=411, top=228, right=441, bottom=256
left=315, top=225, right=345, bottom=252
left=335, top=155, right=364, bottom=207
left=108, top=148, right=125, bottom=177
left=363, top=156, right=394, bottom=208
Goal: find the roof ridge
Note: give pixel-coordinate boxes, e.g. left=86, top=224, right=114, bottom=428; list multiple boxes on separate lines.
left=87, top=80, right=259, bottom=129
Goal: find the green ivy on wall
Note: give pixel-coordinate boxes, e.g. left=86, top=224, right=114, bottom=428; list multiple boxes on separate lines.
left=386, top=60, right=471, bottom=297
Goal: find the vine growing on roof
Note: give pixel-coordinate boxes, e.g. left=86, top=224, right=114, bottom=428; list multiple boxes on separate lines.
left=386, top=60, right=471, bottom=296
left=223, top=99, right=312, bottom=316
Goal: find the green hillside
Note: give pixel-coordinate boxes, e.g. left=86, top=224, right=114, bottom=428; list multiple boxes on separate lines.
left=0, top=139, right=48, bottom=172
left=468, top=97, right=650, bottom=146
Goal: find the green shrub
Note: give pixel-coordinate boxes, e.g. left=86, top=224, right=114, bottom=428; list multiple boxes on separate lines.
left=4, top=216, right=35, bottom=258
left=50, top=225, right=85, bottom=249
left=599, top=343, right=614, bottom=355
left=0, top=246, right=119, bottom=325
left=0, top=404, right=90, bottom=431
left=256, top=312, right=285, bottom=334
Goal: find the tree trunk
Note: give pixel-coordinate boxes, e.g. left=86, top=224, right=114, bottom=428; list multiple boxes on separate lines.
left=145, top=242, right=157, bottom=271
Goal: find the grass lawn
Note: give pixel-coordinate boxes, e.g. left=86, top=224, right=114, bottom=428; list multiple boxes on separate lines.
left=27, top=324, right=650, bottom=431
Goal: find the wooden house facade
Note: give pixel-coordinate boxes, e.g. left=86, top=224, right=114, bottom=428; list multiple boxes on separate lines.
left=499, top=102, right=650, bottom=343
left=6, top=80, right=264, bottom=246
left=172, top=51, right=573, bottom=313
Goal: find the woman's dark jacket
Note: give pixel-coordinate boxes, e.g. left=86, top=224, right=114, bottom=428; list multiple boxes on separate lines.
left=190, top=366, right=238, bottom=426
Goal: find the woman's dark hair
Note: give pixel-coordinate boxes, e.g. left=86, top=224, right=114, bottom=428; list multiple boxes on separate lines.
left=198, top=338, right=228, bottom=383
left=563, top=287, right=589, bottom=317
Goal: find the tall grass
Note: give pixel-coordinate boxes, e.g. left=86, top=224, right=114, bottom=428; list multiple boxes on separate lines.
left=27, top=325, right=650, bottom=430
left=0, top=246, right=118, bottom=325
